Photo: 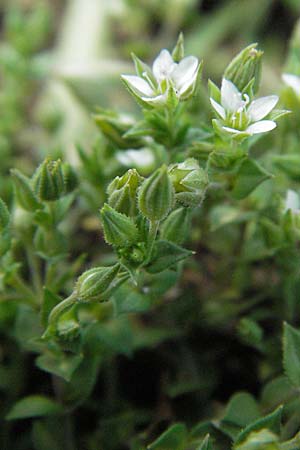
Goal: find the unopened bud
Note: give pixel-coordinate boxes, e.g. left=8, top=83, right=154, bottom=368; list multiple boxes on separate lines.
left=168, top=158, right=208, bottom=207
left=138, top=165, right=174, bottom=221
left=100, top=203, right=139, bottom=247
left=107, top=169, right=142, bottom=216
left=33, top=158, right=65, bottom=201
left=75, top=264, right=121, bottom=303
left=224, top=43, right=263, bottom=95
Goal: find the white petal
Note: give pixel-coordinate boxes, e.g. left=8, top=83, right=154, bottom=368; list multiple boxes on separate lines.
left=282, top=73, right=300, bottom=95
left=222, top=126, right=244, bottom=134
left=248, top=95, right=278, bottom=121
left=141, top=93, right=167, bottom=104
left=171, top=56, right=198, bottom=90
left=210, top=98, right=226, bottom=119
left=152, top=49, right=176, bottom=82
left=121, top=75, right=154, bottom=96
left=221, top=78, right=244, bottom=112
left=285, top=189, right=300, bottom=213
left=246, top=120, right=276, bottom=134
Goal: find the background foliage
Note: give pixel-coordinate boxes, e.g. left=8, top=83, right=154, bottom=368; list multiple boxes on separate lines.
left=1, top=1, right=300, bottom=449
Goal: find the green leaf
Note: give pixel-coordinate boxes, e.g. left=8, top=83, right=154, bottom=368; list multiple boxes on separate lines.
left=273, top=154, right=300, bottom=179
left=223, top=392, right=260, bottom=428
left=147, top=423, right=188, bottom=450
left=113, top=284, right=152, bottom=315
left=6, top=395, right=63, bottom=420
left=235, top=429, right=279, bottom=450
left=146, top=240, right=193, bottom=274
left=234, top=406, right=283, bottom=446
left=283, top=322, right=300, bottom=388
left=231, top=159, right=272, bottom=200
left=36, top=350, right=83, bottom=382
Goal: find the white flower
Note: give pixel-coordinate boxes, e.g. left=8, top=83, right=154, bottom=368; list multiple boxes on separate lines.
left=210, top=79, right=278, bottom=136
left=285, top=189, right=300, bottom=214
left=282, top=73, right=300, bottom=97
left=121, top=49, right=200, bottom=105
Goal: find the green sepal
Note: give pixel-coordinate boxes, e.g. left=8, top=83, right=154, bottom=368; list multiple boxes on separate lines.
left=100, top=203, right=139, bottom=247
left=10, top=168, right=42, bottom=212
left=160, top=207, right=191, bottom=244
left=172, top=32, right=184, bottom=62
left=146, top=240, right=193, bottom=273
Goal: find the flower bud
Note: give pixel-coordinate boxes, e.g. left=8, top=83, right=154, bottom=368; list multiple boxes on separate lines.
left=75, top=264, right=120, bottom=303
left=224, top=43, right=263, bottom=95
left=172, top=32, right=184, bottom=63
left=160, top=207, right=191, bottom=245
left=100, top=203, right=139, bottom=247
left=107, top=169, right=142, bottom=216
left=138, top=165, right=174, bottom=221
left=0, top=198, right=10, bottom=232
left=33, top=158, right=65, bottom=201
left=168, top=158, right=208, bottom=207
left=10, top=169, right=42, bottom=212
left=62, top=162, right=78, bottom=194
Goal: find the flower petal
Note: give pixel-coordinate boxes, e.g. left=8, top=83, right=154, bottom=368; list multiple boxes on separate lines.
left=285, top=189, right=300, bottom=213
left=222, top=126, right=244, bottom=134
left=246, top=120, right=276, bottom=134
left=171, top=56, right=198, bottom=90
left=282, top=73, right=300, bottom=95
left=152, top=49, right=176, bottom=83
left=221, top=78, right=244, bottom=112
left=248, top=95, right=278, bottom=121
left=210, top=98, right=226, bottom=119
left=141, top=93, right=167, bottom=105
left=121, top=75, right=154, bottom=97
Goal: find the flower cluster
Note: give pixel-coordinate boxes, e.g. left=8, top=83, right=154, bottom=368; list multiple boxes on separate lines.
left=121, top=49, right=200, bottom=106
left=210, top=78, right=278, bottom=136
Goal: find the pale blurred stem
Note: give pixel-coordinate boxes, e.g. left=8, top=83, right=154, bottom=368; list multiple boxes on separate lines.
left=26, top=246, right=43, bottom=298
left=8, top=274, right=37, bottom=307
left=144, top=220, right=159, bottom=265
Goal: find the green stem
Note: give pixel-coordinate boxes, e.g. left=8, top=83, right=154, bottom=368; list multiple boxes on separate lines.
left=47, top=292, right=77, bottom=327
left=26, top=247, right=43, bottom=297
left=8, top=274, right=37, bottom=307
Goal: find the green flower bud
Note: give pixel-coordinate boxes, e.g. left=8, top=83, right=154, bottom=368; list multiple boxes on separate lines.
left=168, top=158, right=208, bottom=207
left=100, top=203, right=139, bottom=247
left=107, top=169, right=142, bottom=216
left=33, top=158, right=65, bottom=201
left=0, top=198, right=10, bottom=231
left=10, top=169, right=42, bottom=212
left=172, top=32, right=184, bottom=63
left=76, top=264, right=120, bottom=303
left=138, top=165, right=174, bottom=221
left=224, top=43, right=263, bottom=95
left=62, top=162, right=78, bottom=194
left=160, top=207, right=191, bottom=245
